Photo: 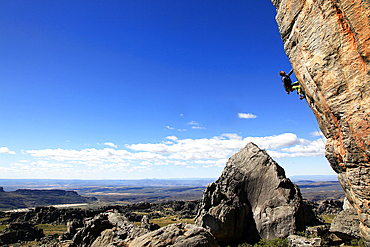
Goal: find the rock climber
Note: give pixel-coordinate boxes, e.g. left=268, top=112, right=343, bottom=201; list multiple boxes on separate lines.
left=279, top=69, right=305, bottom=100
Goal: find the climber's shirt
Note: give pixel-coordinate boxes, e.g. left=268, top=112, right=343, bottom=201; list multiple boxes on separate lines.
left=281, top=69, right=294, bottom=92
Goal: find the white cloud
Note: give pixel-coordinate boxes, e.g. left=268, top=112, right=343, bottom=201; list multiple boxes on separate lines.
left=244, top=133, right=308, bottom=150
left=186, top=165, right=197, bottom=169
left=187, top=121, right=199, bottom=126
left=221, top=133, right=242, bottom=140
left=10, top=160, right=74, bottom=174
left=140, top=161, right=153, bottom=167
left=0, top=147, right=16, bottom=154
left=172, top=160, right=189, bottom=166
left=31, top=160, right=73, bottom=169
left=26, top=148, right=166, bottom=165
left=20, top=132, right=325, bottom=176
left=166, top=136, right=178, bottom=142
left=104, top=142, right=117, bottom=148
left=280, top=139, right=325, bottom=156
left=127, top=132, right=323, bottom=161
left=238, top=113, right=257, bottom=119
left=192, top=126, right=205, bottom=130
left=186, top=121, right=205, bottom=130
left=166, top=126, right=174, bottom=130
left=310, top=131, right=325, bottom=137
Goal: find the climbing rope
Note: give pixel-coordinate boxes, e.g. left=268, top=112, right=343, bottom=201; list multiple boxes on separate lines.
left=303, top=98, right=326, bottom=145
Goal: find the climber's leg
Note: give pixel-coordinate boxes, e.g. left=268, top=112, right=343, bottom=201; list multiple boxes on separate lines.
left=292, top=84, right=305, bottom=100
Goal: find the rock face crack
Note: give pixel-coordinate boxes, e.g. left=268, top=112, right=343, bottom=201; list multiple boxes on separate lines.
left=271, top=0, right=370, bottom=245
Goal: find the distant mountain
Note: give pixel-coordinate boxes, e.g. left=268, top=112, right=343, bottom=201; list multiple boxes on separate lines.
left=0, top=188, right=97, bottom=211
left=290, top=175, right=338, bottom=182
left=0, top=179, right=216, bottom=191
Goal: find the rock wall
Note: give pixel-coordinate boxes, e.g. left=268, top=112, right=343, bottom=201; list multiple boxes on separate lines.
left=271, top=0, right=370, bottom=244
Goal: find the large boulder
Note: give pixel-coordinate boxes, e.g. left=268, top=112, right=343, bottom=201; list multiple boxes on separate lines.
left=330, top=207, right=361, bottom=240
left=129, top=223, right=218, bottom=247
left=195, top=142, right=305, bottom=245
left=270, top=0, right=370, bottom=245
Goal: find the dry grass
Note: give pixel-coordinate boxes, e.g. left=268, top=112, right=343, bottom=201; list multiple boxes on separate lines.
left=36, top=224, right=67, bottom=235
left=133, top=211, right=149, bottom=215
left=321, top=214, right=336, bottom=224
left=149, top=215, right=195, bottom=228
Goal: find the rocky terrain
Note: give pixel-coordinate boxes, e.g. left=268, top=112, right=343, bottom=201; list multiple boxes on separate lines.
left=0, top=143, right=361, bottom=246
left=271, top=0, right=370, bottom=245
left=0, top=200, right=203, bottom=246
left=0, top=198, right=351, bottom=246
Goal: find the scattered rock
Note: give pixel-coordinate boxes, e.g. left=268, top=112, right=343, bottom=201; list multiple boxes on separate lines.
left=330, top=207, right=361, bottom=240
left=288, top=235, right=321, bottom=247
left=302, top=199, right=343, bottom=226
left=141, top=215, right=160, bottom=231
left=0, top=222, right=44, bottom=245
left=3, top=201, right=199, bottom=226
left=70, top=212, right=149, bottom=247
left=316, top=200, right=343, bottom=216
left=195, top=142, right=305, bottom=245
left=305, top=225, right=329, bottom=238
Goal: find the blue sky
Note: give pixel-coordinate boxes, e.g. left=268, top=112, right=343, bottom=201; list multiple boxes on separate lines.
left=0, top=0, right=335, bottom=179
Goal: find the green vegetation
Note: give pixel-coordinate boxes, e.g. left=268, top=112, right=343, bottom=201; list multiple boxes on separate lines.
left=141, top=215, right=195, bottom=228
left=0, top=192, right=29, bottom=211
left=296, top=231, right=308, bottom=237
left=350, top=238, right=365, bottom=246
left=232, top=237, right=364, bottom=247
left=253, top=238, right=289, bottom=247
left=36, top=224, right=67, bottom=236
left=0, top=216, right=8, bottom=231
left=321, top=214, right=336, bottom=224
left=227, top=238, right=289, bottom=247
left=132, top=211, right=149, bottom=215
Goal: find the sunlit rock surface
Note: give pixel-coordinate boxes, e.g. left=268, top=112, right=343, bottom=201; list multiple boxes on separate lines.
left=195, top=142, right=304, bottom=245
left=271, top=0, right=370, bottom=245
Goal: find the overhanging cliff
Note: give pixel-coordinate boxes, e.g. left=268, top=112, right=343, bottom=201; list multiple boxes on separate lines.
left=271, top=0, right=370, bottom=245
